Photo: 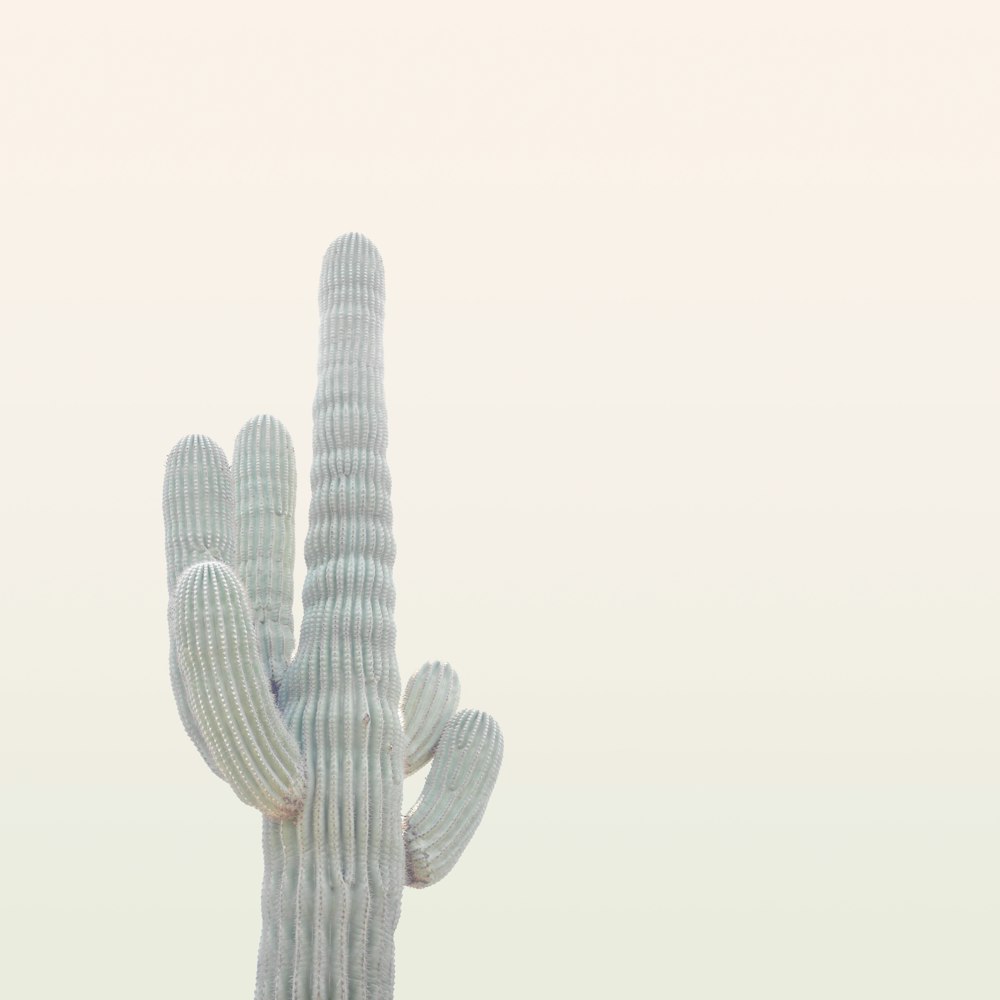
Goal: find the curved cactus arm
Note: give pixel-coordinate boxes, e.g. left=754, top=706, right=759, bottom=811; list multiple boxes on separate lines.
left=233, top=415, right=297, bottom=690
left=401, top=660, right=461, bottom=776
left=163, top=434, right=238, bottom=778
left=170, top=560, right=306, bottom=820
left=403, top=709, right=503, bottom=888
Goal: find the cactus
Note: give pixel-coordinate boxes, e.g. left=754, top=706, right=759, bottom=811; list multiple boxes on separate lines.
left=162, top=233, right=503, bottom=999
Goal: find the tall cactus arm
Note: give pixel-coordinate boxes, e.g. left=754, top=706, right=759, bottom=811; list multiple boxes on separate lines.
left=170, top=561, right=306, bottom=820
left=163, top=434, right=238, bottom=777
left=403, top=709, right=503, bottom=888
left=401, top=660, right=461, bottom=775
left=233, top=415, right=297, bottom=690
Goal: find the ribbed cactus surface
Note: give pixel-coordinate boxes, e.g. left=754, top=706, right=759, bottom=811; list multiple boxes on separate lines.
left=163, top=233, right=503, bottom=1000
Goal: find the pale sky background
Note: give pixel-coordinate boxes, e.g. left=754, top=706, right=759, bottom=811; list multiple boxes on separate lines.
left=2, top=2, right=999, bottom=998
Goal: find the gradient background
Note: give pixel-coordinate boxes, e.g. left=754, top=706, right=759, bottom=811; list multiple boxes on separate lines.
left=2, top=2, right=999, bottom=997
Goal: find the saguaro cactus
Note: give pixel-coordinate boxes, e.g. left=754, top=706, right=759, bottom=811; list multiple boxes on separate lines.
left=162, top=233, right=503, bottom=999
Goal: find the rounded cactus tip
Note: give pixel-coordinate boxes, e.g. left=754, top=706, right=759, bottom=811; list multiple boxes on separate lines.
left=164, top=433, right=230, bottom=472
left=325, top=231, right=382, bottom=261
left=321, top=232, right=384, bottom=279
left=173, top=558, right=237, bottom=595
left=319, top=232, right=385, bottom=313
left=235, top=413, right=292, bottom=443
left=167, top=432, right=218, bottom=454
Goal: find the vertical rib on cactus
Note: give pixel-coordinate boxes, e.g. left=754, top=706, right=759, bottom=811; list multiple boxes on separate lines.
left=162, top=233, right=503, bottom=1000
left=233, top=415, right=297, bottom=690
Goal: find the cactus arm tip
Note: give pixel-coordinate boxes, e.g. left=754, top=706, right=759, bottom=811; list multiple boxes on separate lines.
left=401, top=660, right=461, bottom=776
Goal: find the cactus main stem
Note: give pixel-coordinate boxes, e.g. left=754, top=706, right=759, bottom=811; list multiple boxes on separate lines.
left=255, top=235, right=405, bottom=1000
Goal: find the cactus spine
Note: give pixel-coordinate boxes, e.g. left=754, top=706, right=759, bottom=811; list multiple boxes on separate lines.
left=163, top=233, right=503, bottom=999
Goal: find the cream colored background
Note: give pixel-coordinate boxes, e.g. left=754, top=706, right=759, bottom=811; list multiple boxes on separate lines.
left=2, top=2, right=999, bottom=997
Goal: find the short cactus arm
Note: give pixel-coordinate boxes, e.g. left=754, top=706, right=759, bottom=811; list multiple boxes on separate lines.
left=401, top=660, right=461, bottom=775
left=233, top=415, right=297, bottom=690
left=170, top=561, right=306, bottom=820
left=403, top=709, right=503, bottom=888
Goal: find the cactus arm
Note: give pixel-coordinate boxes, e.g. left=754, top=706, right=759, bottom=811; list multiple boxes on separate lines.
left=166, top=644, right=223, bottom=777
left=163, top=434, right=238, bottom=777
left=233, top=415, right=297, bottom=690
left=170, top=560, right=306, bottom=820
left=401, top=660, right=461, bottom=775
left=403, top=709, right=503, bottom=888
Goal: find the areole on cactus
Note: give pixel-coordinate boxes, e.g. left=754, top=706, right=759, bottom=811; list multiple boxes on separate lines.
left=162, top=233, right=503, bottom=999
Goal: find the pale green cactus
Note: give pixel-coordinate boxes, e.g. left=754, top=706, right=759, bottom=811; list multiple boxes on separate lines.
left=163, top=233, right=503, bottom=999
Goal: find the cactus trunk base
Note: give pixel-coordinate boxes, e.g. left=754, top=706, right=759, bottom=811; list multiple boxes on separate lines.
left=255, top=818, right=403, bottom=1000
